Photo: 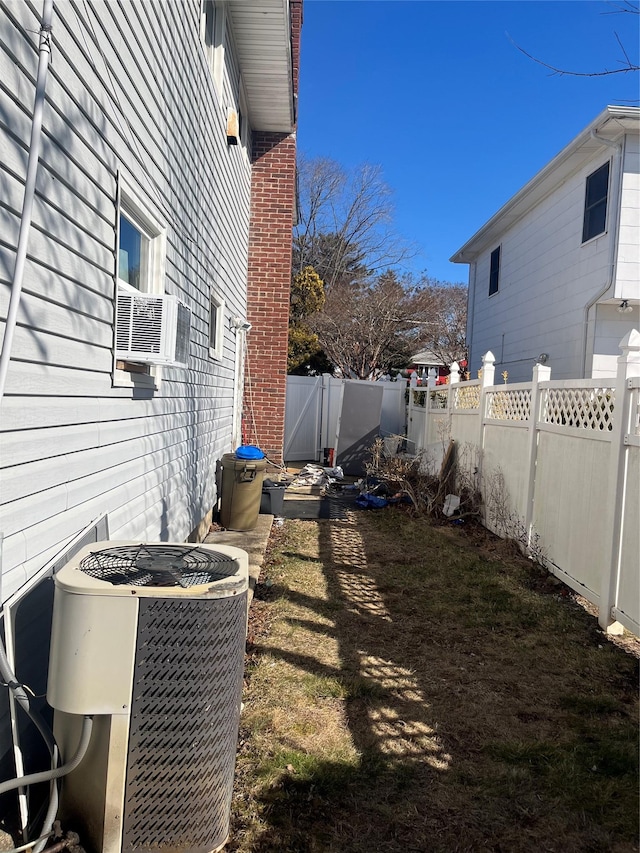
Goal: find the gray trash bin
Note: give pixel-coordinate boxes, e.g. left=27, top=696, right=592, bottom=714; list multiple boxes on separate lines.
left=260, top=479, right=286, bottom=516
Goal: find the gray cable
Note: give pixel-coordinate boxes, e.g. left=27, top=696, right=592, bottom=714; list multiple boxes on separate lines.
left=0, top=716, right=93, bottom=796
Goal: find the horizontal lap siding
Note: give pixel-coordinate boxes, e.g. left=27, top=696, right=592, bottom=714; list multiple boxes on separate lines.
left=615, top=136, right=640, bottom=301
left=0, top=0, right=252, bottom=597
left=469, top=154, right=614, bottom=381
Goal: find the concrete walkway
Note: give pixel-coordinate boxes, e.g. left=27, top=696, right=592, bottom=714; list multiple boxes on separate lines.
left=203, top=513, right=275, bottom=611
left=202, top=464, right=359, bottom=611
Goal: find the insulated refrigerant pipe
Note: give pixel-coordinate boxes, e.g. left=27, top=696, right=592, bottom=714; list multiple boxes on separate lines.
left=0, top=0, right=54, bottom=401
left=0, top=716, right=93, bottom=797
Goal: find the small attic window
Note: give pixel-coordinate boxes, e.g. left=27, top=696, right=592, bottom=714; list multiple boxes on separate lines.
left=582, top=161, right=610, bottom=243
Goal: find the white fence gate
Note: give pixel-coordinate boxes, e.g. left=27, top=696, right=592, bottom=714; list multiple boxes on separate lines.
left=407, top=331, right=640, bottom=637
left=284, top=375, right=407, bottom=463
left=283, top=375, right=324, bottom=461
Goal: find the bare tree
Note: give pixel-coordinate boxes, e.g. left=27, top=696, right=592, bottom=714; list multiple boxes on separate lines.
left=408, top=281, right=468, bottom=368
left=308, top=271, right=414, bottom=379
left=306, top=272, right=466, bottom=380
left=293, top=156, right=417, bottom=293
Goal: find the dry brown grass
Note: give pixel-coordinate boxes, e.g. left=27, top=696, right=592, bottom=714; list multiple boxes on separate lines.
left=230, top=506, right=639, bottom=853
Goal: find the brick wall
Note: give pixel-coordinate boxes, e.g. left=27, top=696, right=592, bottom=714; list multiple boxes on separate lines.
left=244, top=1, right=302, bottom=463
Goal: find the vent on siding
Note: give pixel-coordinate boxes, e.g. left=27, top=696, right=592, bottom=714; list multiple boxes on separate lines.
left=116, top=290, right=191, bottom=367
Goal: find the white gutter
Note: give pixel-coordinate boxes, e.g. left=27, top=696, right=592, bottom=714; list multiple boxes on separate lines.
left=581, top=129, right=625, bottom=377
left=0, top=0, right=54, bottom=403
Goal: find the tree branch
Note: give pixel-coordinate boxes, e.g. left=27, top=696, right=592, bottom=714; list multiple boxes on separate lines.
left=507, top=31, right=639, bottom=76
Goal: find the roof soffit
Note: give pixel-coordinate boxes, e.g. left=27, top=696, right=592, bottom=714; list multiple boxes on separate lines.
left=226, top=0, right=295, bottom=133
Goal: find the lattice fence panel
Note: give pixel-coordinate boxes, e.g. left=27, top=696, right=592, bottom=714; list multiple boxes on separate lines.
left=453, top=384, right=480, bottom=410
left=543, top=387, right=615, bottom=431
left=429, top=389, right=449, bottom=411
left=486, top=389, right=531, bottom=421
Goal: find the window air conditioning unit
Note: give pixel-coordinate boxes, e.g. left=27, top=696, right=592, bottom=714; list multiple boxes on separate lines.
left=47, top=541, right=249, bottom=853
left=116, top=290, right=191, bottom=366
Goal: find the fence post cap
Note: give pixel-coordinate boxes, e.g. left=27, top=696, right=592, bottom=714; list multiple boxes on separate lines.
left=482, top=350, right=495, bottom=365
left=532, top=362, right=551, bottom=381
left=619, top=328, right=640, bottom=352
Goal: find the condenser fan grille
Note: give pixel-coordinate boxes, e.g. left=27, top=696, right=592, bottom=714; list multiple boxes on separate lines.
left=79, top=545, right=239, bottom=588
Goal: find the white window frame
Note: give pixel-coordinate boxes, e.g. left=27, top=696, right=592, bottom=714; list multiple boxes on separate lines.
left=200, top=0, right=225, bottom=98
left=209, top=292, right=225, bottom=361
left=114, top=176, right=167, bottom=389
left=237, top=81, right=250, bottom=160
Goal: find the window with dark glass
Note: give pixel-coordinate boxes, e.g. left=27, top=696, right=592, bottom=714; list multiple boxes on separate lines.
left=118, top=214, right=144, bottom=290
left=582, top=161, right=609, bottom=243
left=489, top=246, right=500, bottom=295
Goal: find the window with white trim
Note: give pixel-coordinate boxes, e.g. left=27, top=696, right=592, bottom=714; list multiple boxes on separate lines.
left=209, top=292, right=225, bottom=360
left=114, top=179, right=167, bottom=387
left=200, top=0, right=225, bottom=96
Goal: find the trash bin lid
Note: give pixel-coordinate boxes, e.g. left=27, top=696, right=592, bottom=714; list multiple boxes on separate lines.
left=235, top=445, right=265, bottom=460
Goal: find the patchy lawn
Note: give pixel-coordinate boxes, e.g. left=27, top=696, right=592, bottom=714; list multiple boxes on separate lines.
left=229, top=506, right=639, bottom=853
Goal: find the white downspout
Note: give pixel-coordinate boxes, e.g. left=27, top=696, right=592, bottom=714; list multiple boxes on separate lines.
left=0, top=0, right=54, bottom=402
left=581, top=129, right=624, bottom=377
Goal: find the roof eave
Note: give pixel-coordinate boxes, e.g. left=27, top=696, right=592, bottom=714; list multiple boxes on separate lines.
left=450, top=106, right=640, bottom=264
left=227, top=0, right=296, bottom=133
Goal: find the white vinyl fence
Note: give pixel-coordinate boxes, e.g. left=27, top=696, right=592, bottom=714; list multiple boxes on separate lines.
left=407, top=331, right=640, bottom=637
left=285, top=375, right=406, bottom=462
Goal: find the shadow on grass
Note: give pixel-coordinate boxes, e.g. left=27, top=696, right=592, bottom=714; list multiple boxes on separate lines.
left=232, top=507, right=639, bottom=853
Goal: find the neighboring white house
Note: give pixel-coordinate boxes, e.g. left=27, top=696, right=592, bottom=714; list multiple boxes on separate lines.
left=0, top=0, right=299, bottom=819
left=410, top=349, right=446, bottom=382
left=451, top=106, right=640, bottom=382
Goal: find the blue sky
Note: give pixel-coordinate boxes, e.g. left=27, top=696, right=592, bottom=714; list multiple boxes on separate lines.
left=296, top=0, right=640, bottom=284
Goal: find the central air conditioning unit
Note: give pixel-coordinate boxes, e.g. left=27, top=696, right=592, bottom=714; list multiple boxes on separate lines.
left=47, top=541, right=249, bottom=853
left=116, top=290, right=191, bottom=366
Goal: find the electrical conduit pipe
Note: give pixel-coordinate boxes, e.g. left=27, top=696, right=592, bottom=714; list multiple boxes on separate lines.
left=0, top=3, right=75, bottom=852
left=0, top=0, right=53, bottom=400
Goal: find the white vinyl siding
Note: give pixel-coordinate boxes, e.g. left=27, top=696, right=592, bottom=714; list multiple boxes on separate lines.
left=468, top=156, right=614, bottom=381
left=614, top=136, right=640, bottom=301
left=0, top=0, right=252, bottom=600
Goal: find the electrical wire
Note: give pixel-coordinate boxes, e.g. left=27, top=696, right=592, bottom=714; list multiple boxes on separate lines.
left=242, top=334, right=261, bottom=448
left=3, top=831, right=54, bottom=853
